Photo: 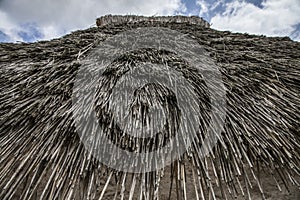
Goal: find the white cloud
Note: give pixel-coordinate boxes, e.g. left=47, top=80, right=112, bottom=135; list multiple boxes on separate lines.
left=0, top=0, right=185, bottom=42
left=196, top=0, right=210, bottom=17
left=210, top=0, right=300, bottom=40
left=196, top=0, right=225, bottom=19
left=2, top=0, right=300, bottom=42
left=0, top=10, right=23, bottom=41
left=210, top=0, right=225, bottom=11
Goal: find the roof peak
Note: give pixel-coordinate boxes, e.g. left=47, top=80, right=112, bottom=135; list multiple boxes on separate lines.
left=96, top=14, right=210, bottom=28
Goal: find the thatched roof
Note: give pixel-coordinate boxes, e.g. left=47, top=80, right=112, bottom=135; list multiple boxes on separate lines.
left=0, top=15, right=299, bottom=200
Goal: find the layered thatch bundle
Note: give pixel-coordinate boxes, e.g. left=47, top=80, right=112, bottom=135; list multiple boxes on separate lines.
left=0, top=15, right=299, bottom=200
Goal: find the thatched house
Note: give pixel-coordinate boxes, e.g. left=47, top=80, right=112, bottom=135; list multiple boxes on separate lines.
left=0, top=15, right=299, bottom=200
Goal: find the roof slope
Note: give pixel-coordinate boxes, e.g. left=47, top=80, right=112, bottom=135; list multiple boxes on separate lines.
left=0, top=16, right=299, bottom=200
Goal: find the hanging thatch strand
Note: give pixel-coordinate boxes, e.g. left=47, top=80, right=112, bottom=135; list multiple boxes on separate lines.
left=0, top=15, right=299, bottom=200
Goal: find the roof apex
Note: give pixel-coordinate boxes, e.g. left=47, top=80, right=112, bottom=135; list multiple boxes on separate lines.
left=96, top=14, right=210, bottom=28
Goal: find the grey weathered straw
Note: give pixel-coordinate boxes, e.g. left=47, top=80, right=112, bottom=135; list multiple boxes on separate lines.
left=0, top=15, right=299, bottom=199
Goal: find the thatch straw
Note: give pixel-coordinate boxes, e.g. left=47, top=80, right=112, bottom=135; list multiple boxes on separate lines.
left=96, top=15, right=210, bottom=28
left=0, top=15, right=299, bottom=199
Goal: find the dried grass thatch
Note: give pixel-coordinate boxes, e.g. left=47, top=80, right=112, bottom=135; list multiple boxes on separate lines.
left=0, top=15, right=299, bottom=200
left=96, top=15, right=210, bottom=28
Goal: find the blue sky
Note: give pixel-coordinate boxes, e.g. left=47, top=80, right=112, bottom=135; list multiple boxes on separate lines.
left=0, top=0, right=300, bottom=42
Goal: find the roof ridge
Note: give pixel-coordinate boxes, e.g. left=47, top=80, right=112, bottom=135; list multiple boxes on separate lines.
left=96, top=14, right=210, bottom=28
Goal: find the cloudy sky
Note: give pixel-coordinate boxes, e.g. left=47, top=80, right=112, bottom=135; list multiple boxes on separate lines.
left=0, top=0, right=299, bottom=42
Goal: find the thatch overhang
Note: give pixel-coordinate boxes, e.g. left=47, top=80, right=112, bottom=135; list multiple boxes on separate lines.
left=0, top=15, right=299, bottom=199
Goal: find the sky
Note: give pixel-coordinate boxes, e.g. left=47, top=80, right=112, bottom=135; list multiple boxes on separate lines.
left=0, top=0, right=300, bottom=43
